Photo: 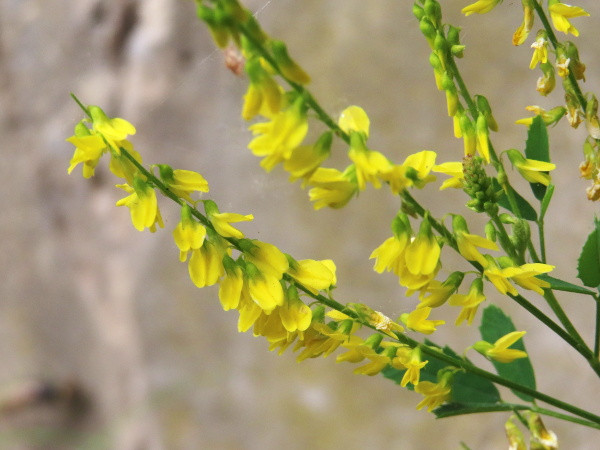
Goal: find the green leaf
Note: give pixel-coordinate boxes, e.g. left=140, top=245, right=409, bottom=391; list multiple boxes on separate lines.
left=536, top=274, right=596, bottom=295
left=492, top=179, right=538, bottom=221
left=433, top=402, right=528, bottom=418
left=382, top=341, right=500, bottom=406
left=479, top=305, right=536, bottom=402
left=577, top=217, right=600, bottom=288
left=524, top=115, right=550, bottom=201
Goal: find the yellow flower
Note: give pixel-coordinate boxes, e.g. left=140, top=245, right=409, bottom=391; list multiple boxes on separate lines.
left=243, top=240, right=289, bottom=279
left=513, top=0, right=535, bottom=46
left=157, top=165, right=209, bottom=203
left=188, top=241, right=224, bottom=288
left=89, top=105, right=136, bottom=153
left=453, top=215, right=499, bottom=266
left=448, top=278, right=486, bottom=326
left=473, top=331, right=528, bottom=363
left=311, top=320, right=356, bottom=357
left=432, top=161, right=464, bottom=190
left=415, top=373, right=452, bottom=412
left=476, top=114, right=491, bottom=163
left=511, top=263, right=554, bottom=295
left=347, top=132, right=392, bottom=191
left=307, top=167, right=358, bottom=210
left=237, top=288, right=264, bottom=332
left=173, top=204, right=207, bottom=262
left=368, top=311, right=404, bottom=338
left=203, top=200, right=253, bottom=239
left=536, top=62, right=556, bottom=96
left=287, top=259, right=336, bottom=294
left=398, top=347, right=428, bottom=387
left=339, top=105, right=370, bottom=137
left=549, top=0, right=589, bottom=36
left=248, top=95, right=308, bottom=171
left=109, top=141, right=142, bottom=185
left=462, top=0, right=502, bottom=16
left=404, top=220, right=441, bottom=277
left=506, top=149, right=556, bottom=186
left=242, top=58, right=283, bottom=120
left=417, top=272, right=464, bottom=309
left=66, top=122, right=107, bottom=178
left=115, top=178, right=164, bottom=232
left=247, top=266, right=285, bottom=313
left=353, top=347, right=395, bottom=376
left=284, top=131, right=332, bottom=184
left=278, top=286, right=312, bottom=333
left=529, top=33, right=548, bottom=69
left=483, top=256, right=520, bottom=296
left=402, top=307, right=445, bottom=335
left=218, top=260, right=244, bottom=311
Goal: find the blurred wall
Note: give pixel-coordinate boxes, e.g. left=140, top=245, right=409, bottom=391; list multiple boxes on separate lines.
left=1, top=0, right=599, bottom=448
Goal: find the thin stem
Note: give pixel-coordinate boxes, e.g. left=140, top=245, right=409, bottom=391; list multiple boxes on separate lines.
left=544, top=290, right=589, bottom=351
left=595, top=289, right=600, bottom=358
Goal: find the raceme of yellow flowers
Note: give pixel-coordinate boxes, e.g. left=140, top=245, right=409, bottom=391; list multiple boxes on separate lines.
left=65, top=0, right=600, bottom=445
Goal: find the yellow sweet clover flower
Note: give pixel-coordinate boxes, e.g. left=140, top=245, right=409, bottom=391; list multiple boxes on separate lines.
left=188, top=240, right=224, bottom=288
left=397, top=347, right=428, bottom=387
left=242, top=58, right=283, bottom=120
left=513, top=0, right=535, bottom=46
left=511, top=263, right=554, bottom=295
left=404, top=220, right=441, bottom=278
left=505, top=416, right=527, bottom=450
left=417, top=272, right=464, bottom=309
left=483, top=256, right=520, bottom=296
left=237, top=289, right=264, bottom=332
left=286, top=258, right=336, bottom=294
left=354, top=346, right=395, bottom=376
left=459, top=114, right=477, bottom=157
left=109, top=141, right=143, bottom=185
left=270, top=40, right=311, bottom=85
left=348, top=133, right=392, bottom=191
left=368, top=311, right=404, bottom=338
left=254, top=309, right=288, bottom=342
left=548, top=0, right=589, bottom=37
left=339, top=105, right=371, bottom=137
left=529, top=32, right=548, bottom=69
left=506, top=149, right=556, bottom=186
left=515, top=106, right=567, bottom=127
left=453, top=215, right=499, bottom=266
left=248, top=95, right=308, bottom=171
left=89, top=105, right=136, bottom=153
left=279, top=286, right=312, bottom=333
left=203, top=200, right=253, bottom=239
left=476, top=114, right=491, bottom=163
left=473, top=331, right=528, bottom=363
left=389, top=150, right=438, bottom=193
left=156, top=164, right=209, bottom=203
left=245, top=262, right=285, bottom=313
left=284, top=131, right=332, bottom=185
left=462, top=0, right=502, bottom=16
left=219, top=256, right=244, bottom=311
left=537, top=62, right=556, bottom=96
left=307, top=167, right=358, bottom=210
left=432, top=161, right=464, bottom=190
left=401, top=307, right=445, bottom=335
left=115, top=177, right=164, bottom=232
left=241, top=239, right=289, bottom=279
left=370, top=213, right=412, bottom=274
left=414, top=371, right=453, bottom=412
left=66, top=122, right=108, bottom=178
left=448, top=278, right=486, bottom=326
left=309, top=319, right=356, bottom=356
left=528, top=413, right=558, bottom=449
left=173, top=204, right=207, bottom=262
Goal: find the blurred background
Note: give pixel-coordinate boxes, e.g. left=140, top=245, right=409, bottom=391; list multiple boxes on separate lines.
left=1, top=0, right=599, bottom=448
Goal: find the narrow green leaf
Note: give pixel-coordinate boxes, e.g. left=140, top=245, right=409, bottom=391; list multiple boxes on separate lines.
left=479, top=305, right=536, bottom=402
left=524, top=115, right=550, bottom=201
left=433, top=402, right=528, bottom=418
left=577, top=217, right=600, bottom=288
left=537, top=274, right=596, bottom=296
left=492, top=179, right=538, bottom=221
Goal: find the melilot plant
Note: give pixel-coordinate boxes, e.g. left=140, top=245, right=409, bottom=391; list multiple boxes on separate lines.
left=66, top=0, right=600, bottom=447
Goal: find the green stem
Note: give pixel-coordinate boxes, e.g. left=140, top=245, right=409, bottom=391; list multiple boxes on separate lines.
left=544, top=289, right=589, bottom=351
left=445, top=56, right=477, bottom=119
left=595, top=289, right=600, bottom=359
